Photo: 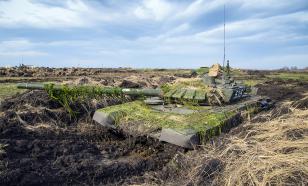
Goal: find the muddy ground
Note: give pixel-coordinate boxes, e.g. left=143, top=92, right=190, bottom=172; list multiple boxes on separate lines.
left=0, top=70, right=307, bottom=185
left=0, top=90, right=187, bottom=185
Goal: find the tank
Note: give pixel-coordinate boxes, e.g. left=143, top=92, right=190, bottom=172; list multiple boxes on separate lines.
left=92, top=63, right=272, bottom=148
left=17, top=63, right=272, bottom=149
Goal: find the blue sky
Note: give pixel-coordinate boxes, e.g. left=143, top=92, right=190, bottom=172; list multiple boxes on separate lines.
left=0, top=0, right=307, bottom=69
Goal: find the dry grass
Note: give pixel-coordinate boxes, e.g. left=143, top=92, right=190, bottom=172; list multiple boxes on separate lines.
left=215, top=108, right=308, bottom=186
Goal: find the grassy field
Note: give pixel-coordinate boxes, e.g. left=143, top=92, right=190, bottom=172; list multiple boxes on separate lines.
left=241, top=71, right=308, bottom=87
left=267, top=72, right=308, bottom=81
left=0, top=83, right=26, bottom=102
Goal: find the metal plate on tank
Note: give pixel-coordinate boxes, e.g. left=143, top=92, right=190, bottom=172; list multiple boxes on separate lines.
left=150, top=105, right=196, bottom=115
left=159, top=128, right=199, bottom=149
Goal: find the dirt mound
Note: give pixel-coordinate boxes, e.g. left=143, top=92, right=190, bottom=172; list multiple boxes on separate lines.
left=57, top=74, right=176, bottom=89
left=0, top=66, right=137, bottom=78
left=63, top=76, right=103, bottom=86
left=116, top=75, right=164, bottom=88
left=0, top=90, right=61, bottom=111
left=120, top=80, right=143, bottom=88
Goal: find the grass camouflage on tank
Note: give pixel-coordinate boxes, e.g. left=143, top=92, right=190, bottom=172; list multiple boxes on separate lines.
left=94, top=95, right=265, bottom=148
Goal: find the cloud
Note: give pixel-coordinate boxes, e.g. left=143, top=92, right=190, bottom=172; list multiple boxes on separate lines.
left=175, top=0, right=225, bottom=20
left=0, top=51, right=47, bottom=57
left=0, top=0, right=89, bottom=28
left=0, top=39, right=47, bottom=57
left=134, top=0, right=176, bottom=21
left=0, top=0, right=124, bottom=28
left=0, top=39, right=34, bottom=49
left=192, top=10, right=308, bottom=44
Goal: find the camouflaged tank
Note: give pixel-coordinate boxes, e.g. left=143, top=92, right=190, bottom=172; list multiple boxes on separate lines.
left=92, top=63, right=272, bottom=149
left=17, top=63, right=272, bottom=149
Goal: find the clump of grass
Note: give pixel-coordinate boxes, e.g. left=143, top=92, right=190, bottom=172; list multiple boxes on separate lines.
left=171, top=79, right=209, bottom=90
left=243, top=79, right=263, bottom=87
left=44, top=84, right=124, bottom=115
left=195, top=67, right=209, bottom=75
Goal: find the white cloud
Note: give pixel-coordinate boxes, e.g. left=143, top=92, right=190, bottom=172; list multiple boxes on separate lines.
left=0, top=0, right=122, bottom=28
left=0, top=51, right=47, bottom=57
left=175, top=0, right=225, bottom=20
left=134, top=0, right=176, bottom=21
left=193, top=11, right=308, bottom=44
left=0, top=39, right=47, bottom=57
left=1, top=39, right=35, bottom=49
left=240, top=0, right=305, bottom=10
left=0, top=0, right=90, bottom=28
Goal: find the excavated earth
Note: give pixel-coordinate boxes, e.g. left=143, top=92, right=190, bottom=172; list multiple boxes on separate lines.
left=0, top=75, right=307, bottom=185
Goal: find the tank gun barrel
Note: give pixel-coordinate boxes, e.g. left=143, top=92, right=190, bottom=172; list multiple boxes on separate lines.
left=16, top=83, right=163, bottom=97
left=17, top=83, right=57, bottom=90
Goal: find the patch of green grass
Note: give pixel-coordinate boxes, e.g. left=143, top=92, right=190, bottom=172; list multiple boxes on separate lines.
left=0, top=83, right=26, bottom=101
left=99, top=101, right=234, bottom=133
left=195, top=67, right=209, bottom=75
left=267, top=72, right=308, bottom=81
left=230, top=68, right=246, bottom=76
left=243, top=79, right=264, bottom=87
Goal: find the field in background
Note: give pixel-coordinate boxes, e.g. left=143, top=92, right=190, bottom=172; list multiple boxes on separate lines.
left=1, top=67, right=307, bottom=101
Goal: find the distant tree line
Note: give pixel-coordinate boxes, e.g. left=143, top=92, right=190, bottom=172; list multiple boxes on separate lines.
left=278, top=66, right=307, bottom=72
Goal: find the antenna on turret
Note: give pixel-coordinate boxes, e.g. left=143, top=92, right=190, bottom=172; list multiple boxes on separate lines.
left=223, top=5, right=226, bottom=68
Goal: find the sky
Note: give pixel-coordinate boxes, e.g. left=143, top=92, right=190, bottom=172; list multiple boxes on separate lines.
left=0, top=0, right=307, bottom=69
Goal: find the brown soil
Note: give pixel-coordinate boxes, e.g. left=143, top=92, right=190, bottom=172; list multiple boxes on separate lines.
left=0, top=66, right=137, bottom=78
left=0, top=90, right=183, bottom=185
left=256, top=79, right=308, bottom=101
